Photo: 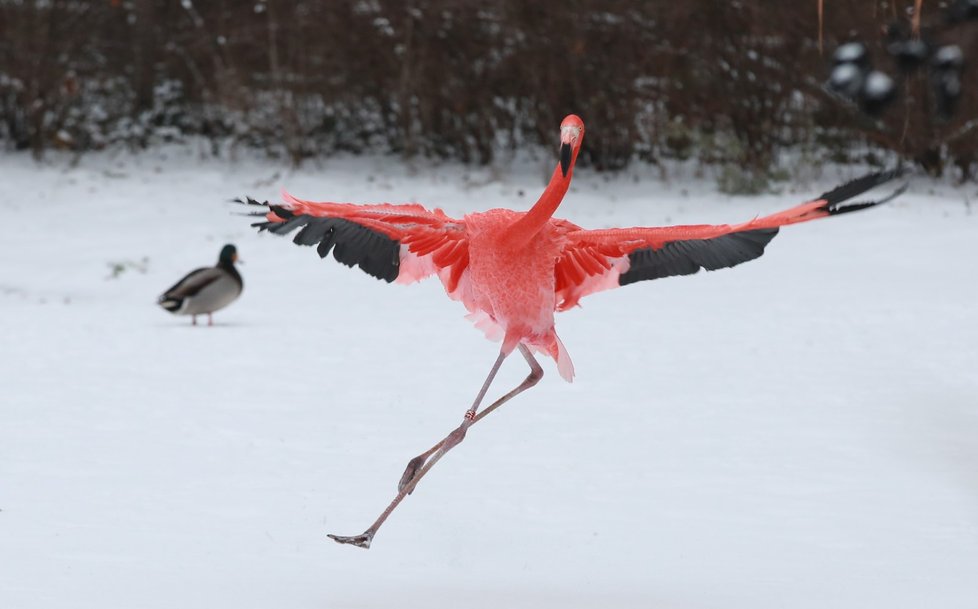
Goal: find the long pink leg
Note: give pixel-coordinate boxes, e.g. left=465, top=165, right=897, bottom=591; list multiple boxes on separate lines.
left=397, top=345, right=543, bottom=493
left=328, top=344, right=544, bottom=549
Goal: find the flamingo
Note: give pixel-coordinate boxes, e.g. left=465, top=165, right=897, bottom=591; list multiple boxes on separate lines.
left=238, top=114, right=904, bottom=548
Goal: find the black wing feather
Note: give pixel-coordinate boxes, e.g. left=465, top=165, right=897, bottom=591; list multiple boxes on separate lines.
left=819, top=169, right=907, bottom=215
left=293, top=219, right=333, bottom=246
left=601, top=169, right=905, bottom=289
left=237, top=198, right=400, bottom=283
left=619, top=228, right=779, bottom=286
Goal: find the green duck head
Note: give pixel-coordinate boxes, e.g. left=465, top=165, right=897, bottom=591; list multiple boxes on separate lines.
left=218, top=244, right=239, bottom=266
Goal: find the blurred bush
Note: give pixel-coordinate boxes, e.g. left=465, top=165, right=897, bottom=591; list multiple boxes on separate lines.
left=0, top=0, right=975, bottom=183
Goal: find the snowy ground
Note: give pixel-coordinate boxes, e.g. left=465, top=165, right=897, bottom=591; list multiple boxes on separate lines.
left=2, top=148, right=977, bottom=609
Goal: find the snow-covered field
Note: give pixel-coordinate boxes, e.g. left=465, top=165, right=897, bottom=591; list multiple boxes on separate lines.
left=2, top=148, right=977, bottom=609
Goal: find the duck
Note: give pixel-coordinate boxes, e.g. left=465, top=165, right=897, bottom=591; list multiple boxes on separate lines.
left=158, top=244, right=243, bottom=325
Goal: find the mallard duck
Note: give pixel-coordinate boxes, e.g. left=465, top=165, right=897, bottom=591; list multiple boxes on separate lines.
left=158, top=244, right=243, bottom=325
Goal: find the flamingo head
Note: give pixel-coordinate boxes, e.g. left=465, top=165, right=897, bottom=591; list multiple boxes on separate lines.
left=559, top=114, right=585, bottom=177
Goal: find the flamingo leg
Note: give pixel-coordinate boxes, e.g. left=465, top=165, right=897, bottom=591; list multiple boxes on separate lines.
left=328, top=344, right=543, bottom=549
left=397, top=345, right=543, bottom=493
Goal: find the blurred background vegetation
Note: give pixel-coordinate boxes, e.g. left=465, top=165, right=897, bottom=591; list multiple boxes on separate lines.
left=0, top=0, right=975, bottom=187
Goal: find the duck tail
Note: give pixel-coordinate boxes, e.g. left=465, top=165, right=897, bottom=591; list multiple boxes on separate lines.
left=158, top=295, right=183, bottom=313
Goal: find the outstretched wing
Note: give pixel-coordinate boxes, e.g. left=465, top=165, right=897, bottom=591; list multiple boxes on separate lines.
left=238, top=194, right=470, bottom=290
left=553, top=170, right=905, bottom=310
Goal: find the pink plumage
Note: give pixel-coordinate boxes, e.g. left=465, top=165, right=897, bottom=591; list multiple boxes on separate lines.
left=241, top=114, right=904, bottom=548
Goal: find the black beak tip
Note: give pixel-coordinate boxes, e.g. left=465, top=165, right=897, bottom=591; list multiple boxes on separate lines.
left=559, top=143, right=572, bottom=177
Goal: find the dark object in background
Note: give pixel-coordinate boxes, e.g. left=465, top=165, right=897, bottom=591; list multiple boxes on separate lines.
left=887, top=38, right=930, bottom=73
left=946, top=0, right=978, bottom=24
left=932, top=45, right=965, bottom=120
left=158, top=244, right=243, bottom=326
left=1, top=1, right=975, bottom=179
left=828, top=42, right=869, bottom=98
left=833, top=42, right=871, bottom=69
left=860, top=71, right=897, bottom=116
left=827, top=42, right=897, bottom=116
left=829, top=0, right=971, bottom=122
left=828, top=62, right=866, bottom=98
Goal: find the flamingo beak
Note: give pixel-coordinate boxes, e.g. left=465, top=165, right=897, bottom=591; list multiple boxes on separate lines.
left=559, top=142, right=572, bottom=177
left=559, top=127, right=580, bottom=177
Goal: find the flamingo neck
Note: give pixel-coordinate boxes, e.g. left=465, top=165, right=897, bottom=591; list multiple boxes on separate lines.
left=506, top=160, right=575, bottom=247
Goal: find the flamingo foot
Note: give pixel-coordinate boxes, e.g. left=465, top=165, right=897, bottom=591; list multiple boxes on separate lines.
left=327, top=531, right=374, bottom=549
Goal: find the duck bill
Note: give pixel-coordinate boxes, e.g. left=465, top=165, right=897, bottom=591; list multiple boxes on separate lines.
left=559, top=142, right=572, bottom=177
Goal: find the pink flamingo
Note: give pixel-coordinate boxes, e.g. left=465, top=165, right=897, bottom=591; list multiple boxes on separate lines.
left=240, top=114, right=903, bottom=548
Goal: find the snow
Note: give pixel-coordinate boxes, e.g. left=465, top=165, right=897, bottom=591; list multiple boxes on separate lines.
left=833, top=42, right=868, bottom=65
left=934, top=45, right=965, bottom=70
left=863, top=71, right=895, bottom=100
left=828, top=64, right=863, bottom=97
left=2, top=149, right=977, bottom=608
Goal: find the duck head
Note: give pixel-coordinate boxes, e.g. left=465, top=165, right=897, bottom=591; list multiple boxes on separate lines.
left=219, top=244, right=239, bottom=266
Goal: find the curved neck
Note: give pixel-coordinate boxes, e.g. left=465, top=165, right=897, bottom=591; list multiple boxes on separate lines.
left=506, top=156, right=576, bottom=247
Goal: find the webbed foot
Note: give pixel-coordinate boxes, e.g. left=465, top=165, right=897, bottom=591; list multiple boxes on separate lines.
left=327, top=531, right=374, bottom=549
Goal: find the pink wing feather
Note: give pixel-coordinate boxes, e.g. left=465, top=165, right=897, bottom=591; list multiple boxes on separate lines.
left=553, top=171, right=904, bottom=310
